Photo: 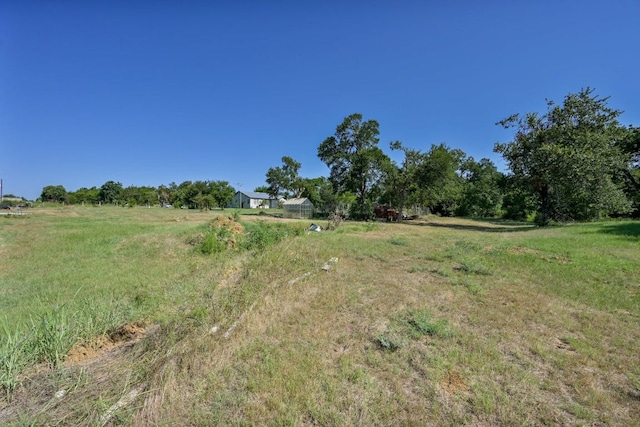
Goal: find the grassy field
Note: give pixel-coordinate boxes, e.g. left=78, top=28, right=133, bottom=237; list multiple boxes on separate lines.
left=1, top=206, right=639, bottom=425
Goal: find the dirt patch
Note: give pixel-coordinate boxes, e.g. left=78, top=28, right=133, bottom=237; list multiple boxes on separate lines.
left=554, top=337, right=575, bottom=352
left=65, top=322, right=152, bottom=366
left=508, top=246, right=542, bottom=255
left=442, top=369, right=469, bottom=394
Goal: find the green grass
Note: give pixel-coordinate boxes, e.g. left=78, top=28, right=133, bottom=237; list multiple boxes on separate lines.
left=1, top=210, right=639, bottom=425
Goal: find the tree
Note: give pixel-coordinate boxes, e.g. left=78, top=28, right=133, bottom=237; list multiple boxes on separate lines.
left=68, top=187, right=100, bottom=205
left=99, top=181, right=123, bottom=205
left=616, top=125, right=640, bottom=216
left=157, top=185, right=172, bottom=206
left=298, top=176, right=337, bottom=214
left=171, top=181, right=196, bottom=208
left=381, top=141, right=424, bottom=221
left=457, top=158, right=504, bottom=217
left=253, top=185, right=270, bottom=194
left=414, top=143, right=466, bottom=216
left=318, top=113, right=390, bottom=220
left=40, top=185, right=68, bottom=203
left=209, top=180, right=235, bottom=209
left=265, top=156, right=304, bottom=198
left=121, top=185, right=156, bottom=206
left=495, top=88, right=631, bottom=224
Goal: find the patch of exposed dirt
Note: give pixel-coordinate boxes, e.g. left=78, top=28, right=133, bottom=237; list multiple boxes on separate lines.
left=65, top=322, right=153, bottom=366
left=442, top=369, right=469, bottom=394
left=1, top=322, right=157, bottom=424
left=508, top=246, right=542, bottom=255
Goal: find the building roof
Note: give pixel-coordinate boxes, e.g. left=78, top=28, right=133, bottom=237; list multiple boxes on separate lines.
left=237, top=191, right=273, bottom=200
left=282, top=198, right=312, bottom=205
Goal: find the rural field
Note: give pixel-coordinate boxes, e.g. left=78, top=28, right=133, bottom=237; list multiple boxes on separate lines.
left=0, top=206, right=639, bottom=425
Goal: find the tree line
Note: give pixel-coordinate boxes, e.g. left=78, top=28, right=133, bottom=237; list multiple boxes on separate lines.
left=39, top=88, right=639, bottom=224
left=40, top=180, right=236, bottom=210
left=266, top=88, right=639, bottom=224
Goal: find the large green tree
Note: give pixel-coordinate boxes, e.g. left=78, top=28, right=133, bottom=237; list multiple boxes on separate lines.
left=617, top=125, right=640, bottom=216
left=318, top=113, right=390, bottom=220
left=99, top=181, right=123, bottom=205
left=68, top=187, right=100, bottom=205
left=40, top=185, right=68, bottom=203
left=495, top=88, right=631, bottom=224
left=297, top=176, right=337, bottom=214
left=414, top=143, right=466, bottom=216
left=208, top=180, right=235, bottom=209
left=457, top=158, right=504, bottom=217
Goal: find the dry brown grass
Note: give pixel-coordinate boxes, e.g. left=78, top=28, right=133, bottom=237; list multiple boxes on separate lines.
left=125, top=218, right=640, bottom=425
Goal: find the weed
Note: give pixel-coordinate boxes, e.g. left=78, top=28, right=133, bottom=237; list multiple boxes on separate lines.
left=409, top=264, right=428, bottom=273
left=200, top=229, right=228, bottom=254
left=452, top=278, right=484, bottom=295
left=628, top=367, right=640, bottom=394
left=456, top=259, right=492, bottom=275
left=30, top=303, right=76, bottom=368
left=402, top=308, right=454, bottom=339
left=376, top=332, right=407, bottom=351
left=240, top=221, right=290, bottom=251
left=338, top=356, right=367, bottom=384
left=377, top=308, right=453, bottom=352
left=389, top=236, right=409, bottom=246
left=0, top=319, right=30, bottom=395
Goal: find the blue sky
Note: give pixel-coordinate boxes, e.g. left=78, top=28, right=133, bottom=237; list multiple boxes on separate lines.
left=2, top=1, right=639, bottom=200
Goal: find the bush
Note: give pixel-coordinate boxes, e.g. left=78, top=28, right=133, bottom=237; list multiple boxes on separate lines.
left=241, top=221, right=291, bottom=251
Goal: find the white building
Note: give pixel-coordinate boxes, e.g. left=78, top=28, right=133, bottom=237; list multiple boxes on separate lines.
left=232, top=191, right=278, bottom=209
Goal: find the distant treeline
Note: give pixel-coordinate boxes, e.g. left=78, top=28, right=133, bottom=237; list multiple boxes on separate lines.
left=40, top=180, right=236, bottom=210
left=39, top=89, right=640, bottom=224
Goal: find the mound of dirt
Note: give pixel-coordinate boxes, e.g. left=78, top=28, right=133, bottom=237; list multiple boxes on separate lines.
left=209, top=215, right=244, bottom=234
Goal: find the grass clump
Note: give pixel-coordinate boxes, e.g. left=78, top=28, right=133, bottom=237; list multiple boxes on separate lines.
left=388, top=236, right=409, bottom=246
left=191, top=216, right=244, bottom=254
left=192, top=217, right=306, bottom=254
left=402, top=308, right=454, bottom=339
left=629, top=367, right=640, bottom=395
left=0, top=320, right=30, bottom=394
left=376, top=332, right=407, bottom=351
left=29, top=304, right=76, bottom=368
left=377, top=308, right=453, bottom=351
left=240, top=220, right=299, bottom=251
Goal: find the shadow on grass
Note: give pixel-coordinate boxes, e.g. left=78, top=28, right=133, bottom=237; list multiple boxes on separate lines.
left=407, top=218, right=536, bottom=233
left=595, top=222, right=640, bottom=239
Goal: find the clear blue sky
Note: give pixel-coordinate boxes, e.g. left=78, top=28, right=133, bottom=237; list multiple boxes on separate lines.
left=2, top=1, right=639, bottom=200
